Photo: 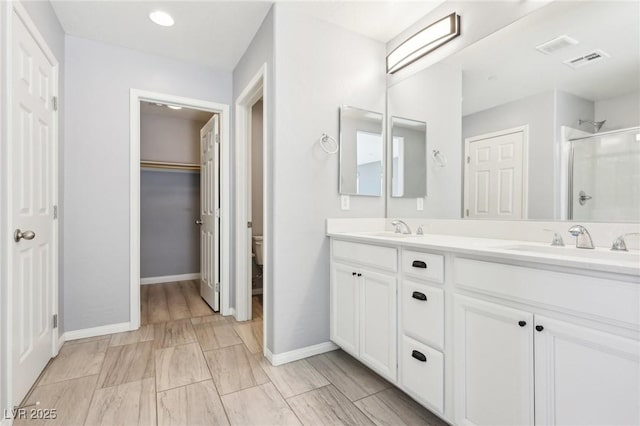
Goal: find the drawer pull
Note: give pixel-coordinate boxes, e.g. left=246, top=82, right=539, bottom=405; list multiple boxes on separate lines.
left=518, top=320, right=527, bottom=327
left=411, top=350, right=427, bottom=362
left=412, top=260, right=428, bottom=269
left=411, top=291, right=427, bottom=301
left=352, top=272, right=357, bottom=276
left=536, top=325, right=544, bottom=332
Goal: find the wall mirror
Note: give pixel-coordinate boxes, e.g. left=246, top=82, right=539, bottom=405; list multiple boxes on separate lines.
left=391, top=117, right=427, bottom=197
left=340, top=106, right=384, bottom=197
left=386, top=1, right=640, bottom=222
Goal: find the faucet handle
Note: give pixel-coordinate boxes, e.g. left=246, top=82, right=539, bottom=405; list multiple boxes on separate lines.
left=417, top=225, right=424, bottom=236
left=543, top=229, right=565, bottom=247
left=611, top=233, right=640, bottom=252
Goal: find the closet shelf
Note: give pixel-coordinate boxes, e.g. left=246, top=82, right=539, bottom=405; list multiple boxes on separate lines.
left=140, top=160, right=200, bottom=171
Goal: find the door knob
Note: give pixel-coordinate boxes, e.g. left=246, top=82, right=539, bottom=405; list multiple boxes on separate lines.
left=14, top=229, right=35, bottom=242
left=195, top=219, right=203, bottom=225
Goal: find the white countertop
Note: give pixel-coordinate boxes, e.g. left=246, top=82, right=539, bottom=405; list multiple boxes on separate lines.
left=328, top=231, right=640, bottom=278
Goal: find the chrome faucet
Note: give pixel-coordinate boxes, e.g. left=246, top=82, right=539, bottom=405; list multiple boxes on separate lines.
left=568, top=225, right=595, bottom=249
left=611, top=233, right=640, bottom=252
left=391, top=220, right=412, bottom=235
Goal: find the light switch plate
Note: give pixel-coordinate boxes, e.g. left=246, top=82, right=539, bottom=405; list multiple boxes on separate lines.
left=417, top=197, right=424, bottom=211
left=341, top=195, right=350, bottom=210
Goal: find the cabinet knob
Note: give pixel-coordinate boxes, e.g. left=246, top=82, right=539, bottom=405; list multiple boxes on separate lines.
left=535, top=325, right=544, bottom=332
left=352, top=272, right=357, bottom=276
left=412, top=291, right=427, bottom=301
left=357, top=273, right=362, bottom=277
left=518, top=321, right=527, bottom=327
left=411, top=350, right=427, bottom=362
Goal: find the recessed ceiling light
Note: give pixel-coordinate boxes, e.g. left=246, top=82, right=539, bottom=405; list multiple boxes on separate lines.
left=167, top=105, right=182, bottom=110
left=149, top=11, right=174, bottom=27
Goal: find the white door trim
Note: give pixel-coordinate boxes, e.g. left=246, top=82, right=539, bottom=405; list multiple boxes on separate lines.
left=129, top=90, right=231, bottom=328
left=1, top=0, right=60, bottom=415
left=463, top=125, right=529, bottom=219
left=234, top=65, right=268, bottom=349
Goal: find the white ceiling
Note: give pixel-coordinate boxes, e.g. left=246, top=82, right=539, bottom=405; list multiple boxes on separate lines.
left=141, top=101, right=214, bottom=122
left=51, top=1, right=273, bottom=71
left=50, top=1, right=444, bottom=71
left=445, top=1, right=640, bottom=116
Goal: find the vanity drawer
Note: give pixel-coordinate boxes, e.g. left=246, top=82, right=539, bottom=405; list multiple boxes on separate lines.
left=454, top=257, right=640, bottom=328
left=402, top=250, right=444, bottom=283
left=401, top=281, right=444, bottom=350
left=400, top=335, right=444, bottom=414
left=332, top=240, right=397, bottom=273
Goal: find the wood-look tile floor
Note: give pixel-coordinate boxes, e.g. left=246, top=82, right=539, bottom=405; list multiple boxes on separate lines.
left=20, top=281, right=446, bottom=426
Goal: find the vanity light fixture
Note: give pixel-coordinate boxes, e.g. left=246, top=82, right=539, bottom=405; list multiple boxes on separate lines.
left=167, top=105, right=183, bottom=110
left=386, top=12, right=460, bottom=74
left=149, top=10, right=174, bottom=27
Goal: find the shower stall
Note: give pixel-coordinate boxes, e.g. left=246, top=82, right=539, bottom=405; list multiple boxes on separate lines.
left=570, top=126, right=640, bottom=222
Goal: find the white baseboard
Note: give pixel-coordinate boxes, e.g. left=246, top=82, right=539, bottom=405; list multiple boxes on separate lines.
left=63, top=322, right=132, bottom=342
left=265, top=341, right=339, bottom=366
left=56, top=333, right=65, bottom=352
left=140, top=273, right=200, bottom=285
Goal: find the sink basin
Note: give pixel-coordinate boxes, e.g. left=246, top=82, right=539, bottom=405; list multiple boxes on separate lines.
left=358, top=231, right=414, bottom=238
left=502, top=244, right=640, bottom=263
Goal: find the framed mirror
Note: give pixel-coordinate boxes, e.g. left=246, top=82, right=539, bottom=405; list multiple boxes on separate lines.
left=391, top=117, right=427, bottom=197
left=339, top=106, right=384, bottom=197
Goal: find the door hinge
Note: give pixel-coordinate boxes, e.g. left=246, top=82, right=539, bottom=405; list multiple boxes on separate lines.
left=53, top=205, right=58, bottom=219
left=215, top=134, right=220, bottom=144
left=52, top=96, right=58, bottom=111
left=466, top=209, right=469, bottom=217
left=466, top=156, right=470, bottom=164
left=52, top=314, right=58, bottom=329
left=247, top=221, right=252, bottom=228
left=215, top=208, right=221, bottom=218
left=215, top=282, right=220, bottom=291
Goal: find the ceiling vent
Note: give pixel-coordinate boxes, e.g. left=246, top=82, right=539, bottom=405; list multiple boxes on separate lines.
left=535, top=35, right=578, bottom=54
left=563, top=49, right=610, bottom=69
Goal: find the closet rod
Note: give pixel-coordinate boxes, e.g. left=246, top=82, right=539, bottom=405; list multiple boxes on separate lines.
left=140, top=160, right=200, bottom=171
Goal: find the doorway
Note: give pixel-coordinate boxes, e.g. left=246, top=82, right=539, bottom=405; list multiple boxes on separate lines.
left=130, top=90, right=231, bottom=329
left=464, top=126, right=529, bottom=220
left=235, top=65, right=268, bottom=353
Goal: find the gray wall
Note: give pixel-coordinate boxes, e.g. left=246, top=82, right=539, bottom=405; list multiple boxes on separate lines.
left=140, top=171, right=200, bottom=278
left=232, top=7, right=274, bottom=344
left=387, top=62, right=462, bottom=218
left=64, top=35, right=231, bottom=332
left=272, top=4, right=386, bottom=354
left=140, top=113, right=205, bottom=165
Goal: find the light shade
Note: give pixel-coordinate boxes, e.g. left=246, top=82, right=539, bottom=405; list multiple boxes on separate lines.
left=387, top=13, right=460, bottom=74
left=149, top=11, right=174, bottom=27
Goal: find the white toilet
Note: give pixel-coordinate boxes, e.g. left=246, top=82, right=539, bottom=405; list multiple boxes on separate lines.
left=252, top=236, right=263, bottom=266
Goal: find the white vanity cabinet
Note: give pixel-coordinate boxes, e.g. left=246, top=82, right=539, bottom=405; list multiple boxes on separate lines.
left=534, top=316, right=640, bottom=426
left=330, top=240, right=398, bottom=381
left=454, top=295, right=535, bottom=426
left=454, top=258, right=640, bottom=426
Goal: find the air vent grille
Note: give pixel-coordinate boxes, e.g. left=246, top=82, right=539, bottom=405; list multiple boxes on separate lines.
left=563, top=49, right=610, bottom=69
left=535, top=35, right=579, bottom=54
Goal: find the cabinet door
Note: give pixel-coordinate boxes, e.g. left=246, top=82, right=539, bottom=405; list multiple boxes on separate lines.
left=330, top=262, right=359, bottom=356
left=534, top=316, right=640, bottom=426
left=360, top=269, right=397, bottom=381
left=454, top=295, right=534, bottom=426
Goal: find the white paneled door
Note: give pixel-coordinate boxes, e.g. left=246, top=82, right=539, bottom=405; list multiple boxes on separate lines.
left=11, top=8, right=58, bottom=405
left=199, top=115, right=220, bottom=311
left=465, top=128, right=526, bottom=219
